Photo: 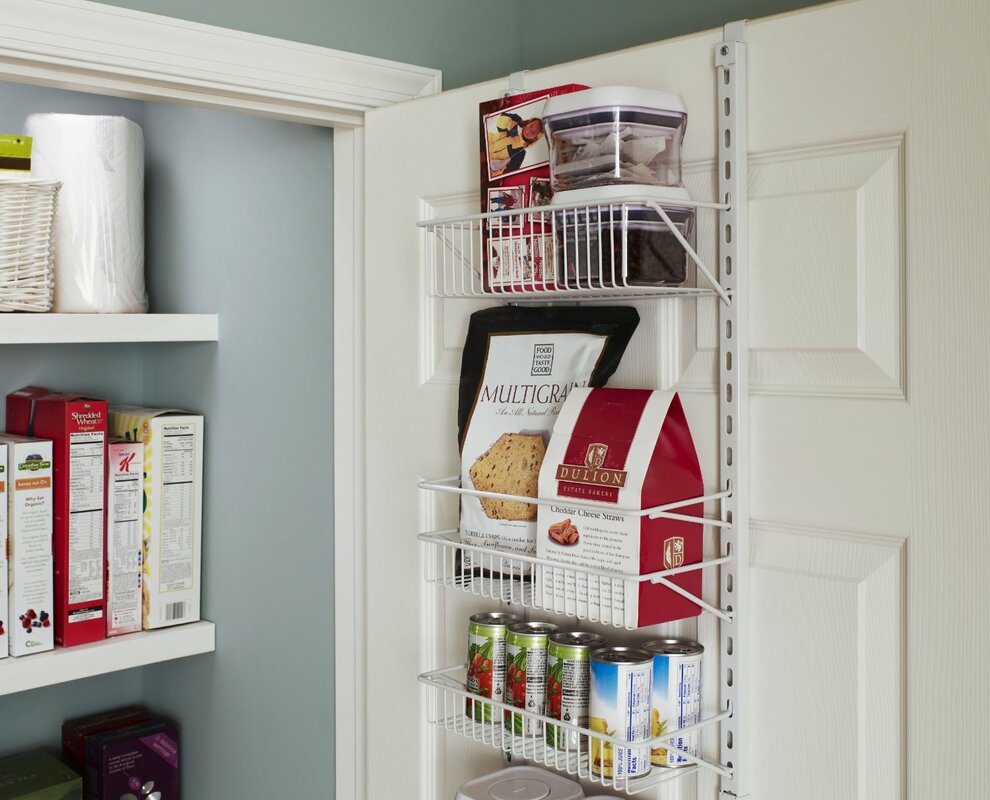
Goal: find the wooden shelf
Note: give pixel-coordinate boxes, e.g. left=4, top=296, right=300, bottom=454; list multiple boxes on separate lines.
left=0, top=314, right=219, bottom=344
left=0, top=621, right=215, bottom=696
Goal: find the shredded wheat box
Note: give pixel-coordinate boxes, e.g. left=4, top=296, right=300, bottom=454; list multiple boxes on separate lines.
left=108, top=406, right=203, bottom=629
left=6, top=389, right=108, bottom=647
left=536, top=388, right=704, bottom=628
left=106, top=439, right=144, bottom=636
left=0, top=442, right=6, bottom=659
left=0, top=434, right=54, bottom=656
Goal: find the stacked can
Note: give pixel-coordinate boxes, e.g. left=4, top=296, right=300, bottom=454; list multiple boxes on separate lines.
left=589, top=647, right=653, bottom=779
left=503, top=621, right=560, bottom=736
left=545, top=631, right=607, bottom=751
left=643, top=638, right=704, bottom=768
left=465, top=612, right=522, bottom=722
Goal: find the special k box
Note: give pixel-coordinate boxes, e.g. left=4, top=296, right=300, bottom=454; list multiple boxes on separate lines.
left=108, top=406, right=203, bottom=629
left=106, top=439, right=143, bottom=637
left=7, top=389, right=108, bottom=647
left=536, top=388, right=704, bottom=628
left=0, top=434, right=54, bottom=656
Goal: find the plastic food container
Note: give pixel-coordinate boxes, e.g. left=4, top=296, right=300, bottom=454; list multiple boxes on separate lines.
left=543, top=86, right=687, bottom=193
left=455, top=766, right=584, bottom=800
left=554, top=186, right=695, bottom=288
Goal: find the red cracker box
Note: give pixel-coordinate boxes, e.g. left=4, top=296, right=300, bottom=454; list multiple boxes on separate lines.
left=7, top=387, right=108, bottom=647
left=480, top=84, right=587, bottom=293
left=536, top=387, right=704, bottom=628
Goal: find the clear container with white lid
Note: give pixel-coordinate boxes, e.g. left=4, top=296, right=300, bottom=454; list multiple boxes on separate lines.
left=455, top=766, right=584, bottom=800
left=543, top=86, right=687, bottom=193
left=553, top=185, right=696, bottom=288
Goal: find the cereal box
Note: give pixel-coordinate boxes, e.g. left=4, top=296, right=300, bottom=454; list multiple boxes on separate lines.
left=7, top=389, right=108, bottom=647
left=106, top=439, right=144, bottom=636
left=536, top=388, right=704, bottom=628
left=479, top=85, right=587, bottom=292
left=108, top=406, right=203, bottom=629
left=0, top=434, right=54, bottom=657
left=62, top=706, right=151, bottom=773
left=84, top=719, right=178, bottom=800
left=0, top=750, right=81, bottom=799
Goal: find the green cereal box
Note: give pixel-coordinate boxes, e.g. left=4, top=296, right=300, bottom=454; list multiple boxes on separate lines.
left=0, top=751, right=81, bottom=799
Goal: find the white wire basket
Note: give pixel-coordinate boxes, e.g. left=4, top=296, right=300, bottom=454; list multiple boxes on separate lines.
left=419, top=664, right=732, bottom=795
left=0, top=177, right=60, bottom=312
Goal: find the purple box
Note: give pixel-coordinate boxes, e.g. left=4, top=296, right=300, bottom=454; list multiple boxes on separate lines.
left=84, top=720, right=179, bottom=800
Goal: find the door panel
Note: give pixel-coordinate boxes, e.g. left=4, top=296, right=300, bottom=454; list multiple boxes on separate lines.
left=363, top=0, right=988, bottom=797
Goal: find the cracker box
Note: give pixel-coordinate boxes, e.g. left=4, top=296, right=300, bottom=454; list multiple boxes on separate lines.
left=536, top=388, right=704, bottom=628
left=62, top=706, right=151, bottom=773
left=84, top=719, right=178, bottom=800
left=108, top=406, right=203, bottom=629
left=0, top=441, right=7, bottom=659
left=7, top=389, right=108, bottom=647
left=0, top=434, right=54, bottom=656
left=0, top=750, right=81, bottom=800
left=480, top=84, right=587, bottom=292
left=106, top=439, right=144, bottom=636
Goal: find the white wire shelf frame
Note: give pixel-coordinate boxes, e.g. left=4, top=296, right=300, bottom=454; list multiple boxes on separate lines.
left=420, top=529, right=732, bottom=625
left=417, top=195, right=732, bottom=305
left=419, top=663, right=733, bottom=796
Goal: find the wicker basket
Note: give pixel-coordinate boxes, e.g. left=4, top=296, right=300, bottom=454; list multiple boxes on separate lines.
left=0, top=177, right=60, bottom=312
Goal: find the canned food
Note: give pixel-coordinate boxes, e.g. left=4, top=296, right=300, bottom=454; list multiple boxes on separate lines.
left=466, top=612, right=522, bottom=722
left=503, top=621, right=560, bottom=735
left=590, top=647, right=653, bottom=779
left=545, top=631, right=607, bottom=751
left=643, top=638, right=703, bottom=767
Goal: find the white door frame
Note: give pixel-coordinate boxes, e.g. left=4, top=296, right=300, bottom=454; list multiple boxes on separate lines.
left=0, top=2, right=441, bottom=797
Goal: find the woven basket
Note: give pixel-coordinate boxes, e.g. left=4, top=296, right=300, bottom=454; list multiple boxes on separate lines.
left=0, top=177, right=60, bottom=312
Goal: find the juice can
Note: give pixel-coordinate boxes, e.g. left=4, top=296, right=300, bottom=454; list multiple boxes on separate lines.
left=545, top=631, right=607, bottom=751
left=465, top=611, right=522, bottom=721
left=643, top=638, right=703, bottom=767
left=590, top=647, right=653, bottom=779
left=503, top=621, right=560, bottom=735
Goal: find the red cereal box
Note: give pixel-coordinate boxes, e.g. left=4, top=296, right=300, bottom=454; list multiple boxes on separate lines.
left=7, top=387, right=108, bottom=647
left=479, top=85, right=587, bottom=293
left=536, top=388, right=704, bottom=628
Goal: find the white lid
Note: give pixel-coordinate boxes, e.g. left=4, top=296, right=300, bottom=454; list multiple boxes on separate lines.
left=454, top=766, right=583, bottom=800
left=551, top=184, right=692, bottom=207
left=543, top=86, right=687, bottom=118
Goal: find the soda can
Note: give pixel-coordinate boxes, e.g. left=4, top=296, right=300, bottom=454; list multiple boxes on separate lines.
left=643, top=638, right=704, bottom=767
left=545, top=631, right=607, bottom=751
left=466, top=611, right=522, bottom=722
left=590, top=647, right=653, bottom=779
left=503, top=621, right=560, bottom=736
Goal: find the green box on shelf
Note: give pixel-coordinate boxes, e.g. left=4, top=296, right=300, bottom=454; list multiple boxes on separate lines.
left=0, top=751, right=81, bottom=800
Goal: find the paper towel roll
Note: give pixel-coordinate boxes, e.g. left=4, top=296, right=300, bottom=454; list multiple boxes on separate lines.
left=25, top=114, right=147, bottom=313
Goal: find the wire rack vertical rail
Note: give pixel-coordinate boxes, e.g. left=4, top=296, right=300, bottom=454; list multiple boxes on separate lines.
left=717, top=20, right=749, bottom=800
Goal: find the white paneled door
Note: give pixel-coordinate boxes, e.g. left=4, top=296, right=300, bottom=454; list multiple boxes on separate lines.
left=360, top=0, right=989, bottom=797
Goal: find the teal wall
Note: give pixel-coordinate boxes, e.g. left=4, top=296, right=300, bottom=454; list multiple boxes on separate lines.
left=96, top=0, right=828, bottom=88
left=0, top=82, right=333, bottom=799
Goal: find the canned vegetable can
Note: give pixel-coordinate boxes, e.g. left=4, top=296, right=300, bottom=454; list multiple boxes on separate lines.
left=643, top=638, right=704, bottom=767
left=503, top=621, right=560, bottom=736
left=590, top=647, right=653, bottom=779
left=545, top=631, right=607, bottom=751
left=465, top=612, right=522, bottom=722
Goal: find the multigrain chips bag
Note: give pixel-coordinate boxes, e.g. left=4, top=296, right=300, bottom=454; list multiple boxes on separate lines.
left=458, top=306, right=639, bottom=574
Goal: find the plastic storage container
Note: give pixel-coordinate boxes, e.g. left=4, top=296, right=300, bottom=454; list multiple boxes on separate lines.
left=455, top=766, right=584, bottom=800
left=554, top=186, right=695, bottom=288
left=543, top=86, right=687, bottom=193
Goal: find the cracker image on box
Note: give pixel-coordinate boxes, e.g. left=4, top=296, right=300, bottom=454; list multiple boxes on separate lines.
left=469, top=433, right=546, bottom=521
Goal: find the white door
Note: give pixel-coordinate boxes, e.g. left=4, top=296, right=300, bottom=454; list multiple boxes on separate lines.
left=359, top=0, right=989, bottom=798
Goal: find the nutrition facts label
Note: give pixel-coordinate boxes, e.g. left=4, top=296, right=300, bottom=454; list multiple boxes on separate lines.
left=69, top=431, right=105, bottom=605
left=160, top=424, right=196, bottom=592
left=110, top=458, right=142, bottom=628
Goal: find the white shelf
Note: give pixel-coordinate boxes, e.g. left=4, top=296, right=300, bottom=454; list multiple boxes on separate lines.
left=0, top=620, right=215, bottom=697
left=0, top=313, right=219, bottom=344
